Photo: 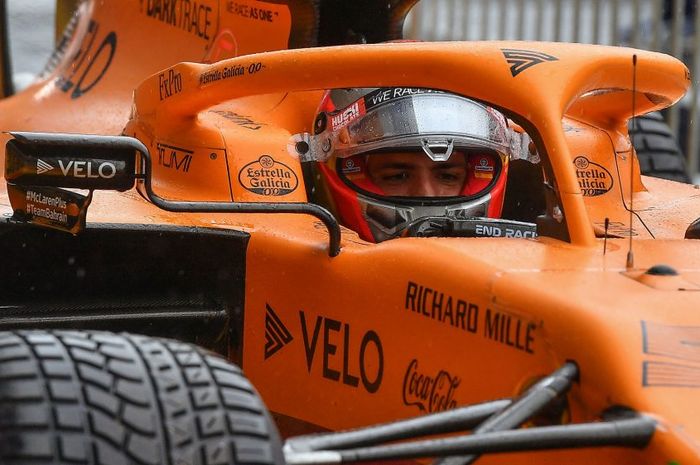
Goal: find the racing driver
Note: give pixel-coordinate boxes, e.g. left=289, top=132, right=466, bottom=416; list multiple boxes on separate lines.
left=296, top=87, right=513, bottom=242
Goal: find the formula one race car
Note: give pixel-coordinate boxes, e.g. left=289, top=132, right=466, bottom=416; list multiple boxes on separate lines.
left=1, top=1, right=700, bottom=465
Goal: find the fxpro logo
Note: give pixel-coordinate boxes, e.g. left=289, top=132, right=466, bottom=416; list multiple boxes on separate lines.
left=36, top=159, right=117, bottom=179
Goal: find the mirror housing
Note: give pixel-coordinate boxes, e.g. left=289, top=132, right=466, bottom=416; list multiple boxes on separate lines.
left=6, top=132, right=137, bottom=190
left=4, top=132, right=139, bottom=234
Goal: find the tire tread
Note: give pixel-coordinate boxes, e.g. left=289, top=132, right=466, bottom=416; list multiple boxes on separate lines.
left=630, top=112, right=691, bottom=183
left=0, top=331, right=281, bottom=465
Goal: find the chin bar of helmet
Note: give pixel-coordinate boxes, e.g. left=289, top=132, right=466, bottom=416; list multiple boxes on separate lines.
left=283, top=362, right=656, bottom=464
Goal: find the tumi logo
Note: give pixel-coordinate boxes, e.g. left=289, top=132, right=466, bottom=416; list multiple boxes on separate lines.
left=157, top=143, right=194, bottom=173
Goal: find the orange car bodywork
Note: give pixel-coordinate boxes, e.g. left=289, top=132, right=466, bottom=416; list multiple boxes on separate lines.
left=2, top=1, right=700, bottom=464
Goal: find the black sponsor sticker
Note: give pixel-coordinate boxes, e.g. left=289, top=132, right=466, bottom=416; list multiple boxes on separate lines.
left=264, top=303, right=293, bottom=360
left=211, top=110, right=263, bottom=130
left=139, top=0, right=213, bottom=40
left=473, top=223, right=537, bottom=238
left=593, top=221, right=638, bottom=237
left=199, top=61, right=263, bottom=85
left=402, top=359, right=460, bottom=413
left=483, top=308, right=535, bottom=354
left=406, top=281, right=479, bottom=334
left=238, top=155, right=298, bottom=196
left=574, top=156, right=613, bottom=196
left=157, top=143, right=194, bottom=173
left=299, top=311, right=384, bottom=393
left=159, top=69, right=183, bottom=100
left=227, top=1, right=279, bottom=22
left=364, top=87, right=443, bottom=111
left=406, top=281, right=536, bottom=354
left=501, top=48, right=558, bottom=77
left=7, top=184, right=91, bottom=234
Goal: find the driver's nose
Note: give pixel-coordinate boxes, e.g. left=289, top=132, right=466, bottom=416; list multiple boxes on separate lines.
left=407, top=172, right=437, bottom=197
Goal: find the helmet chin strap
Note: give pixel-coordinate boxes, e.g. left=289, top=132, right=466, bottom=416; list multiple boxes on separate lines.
left=420, top=138, right=454, bottom=161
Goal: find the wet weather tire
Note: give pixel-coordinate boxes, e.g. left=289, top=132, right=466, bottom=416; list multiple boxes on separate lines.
left=630, top=112, right=691, bottom=183
left=0, top=330, right=284, bottom=465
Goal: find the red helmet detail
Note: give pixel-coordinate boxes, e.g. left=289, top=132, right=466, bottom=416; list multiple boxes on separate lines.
left=309, top=88, right=511, bottom=242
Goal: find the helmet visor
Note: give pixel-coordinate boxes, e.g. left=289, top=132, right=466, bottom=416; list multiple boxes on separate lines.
left=338, top=149, right=503, bottom=201
left=299, top=89, right=511, bottom=162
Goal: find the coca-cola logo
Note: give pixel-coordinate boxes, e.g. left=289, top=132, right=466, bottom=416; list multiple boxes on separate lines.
left=402, top=359, right=460, bottom=413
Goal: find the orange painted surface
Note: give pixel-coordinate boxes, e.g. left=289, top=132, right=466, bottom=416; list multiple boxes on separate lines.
left=2, top=2, right=700, bottom=463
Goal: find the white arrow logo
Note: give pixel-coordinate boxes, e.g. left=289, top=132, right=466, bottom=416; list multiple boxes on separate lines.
left=36, top=159, right=53, bottom=174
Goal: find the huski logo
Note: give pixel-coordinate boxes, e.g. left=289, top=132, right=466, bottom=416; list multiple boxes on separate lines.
left=502, top=49, right=558, bottom=77
left=265, top=304, right=293, bottom=359
left=36, top=159, right=53, bottom=175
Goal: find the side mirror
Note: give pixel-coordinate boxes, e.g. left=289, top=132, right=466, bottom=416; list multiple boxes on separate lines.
left=6, top=132, right=137, bottom=190
left=4, top=132, right=139, bottom=234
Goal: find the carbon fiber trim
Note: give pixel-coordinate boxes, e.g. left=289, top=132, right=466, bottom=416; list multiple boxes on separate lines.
left=0, top=222, right=249, bottom=359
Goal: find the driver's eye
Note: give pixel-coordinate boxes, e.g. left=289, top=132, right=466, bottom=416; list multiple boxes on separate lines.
left=437, top=173, right=459, bottom=182
left=435, top=170, right=466, bottom=185
left=382, top=172, right=409, bottom=183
